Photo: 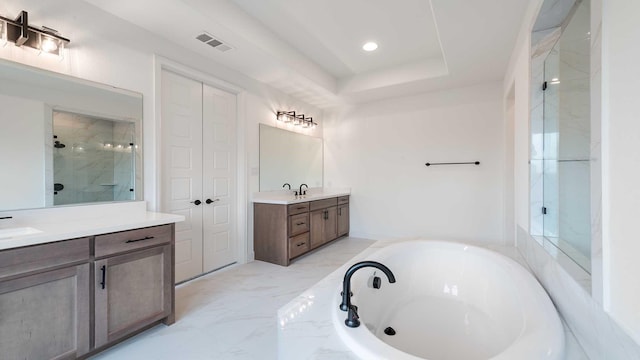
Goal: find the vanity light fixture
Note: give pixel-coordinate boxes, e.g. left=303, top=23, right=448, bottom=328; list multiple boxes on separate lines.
left=0, top=10, right=70, bottom=56
left=277, top=110, right=295, bottom=123
left=276, top=110, right=317, bottom=128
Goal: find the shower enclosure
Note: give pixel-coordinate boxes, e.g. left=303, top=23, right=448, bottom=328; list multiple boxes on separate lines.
left=52, top=110, right=135, bottom=206
left=541, top=0, right=591, bottom=272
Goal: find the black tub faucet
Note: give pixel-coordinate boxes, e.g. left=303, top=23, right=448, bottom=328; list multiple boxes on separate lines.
left=340, top=261, right=396, bottom=328
left=283, top=183, right=291, bottom=190
left=299, top=183, right=308, bottom=196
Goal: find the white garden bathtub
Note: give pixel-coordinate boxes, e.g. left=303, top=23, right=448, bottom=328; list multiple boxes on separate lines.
left=332, top=240, right=564, bottom=360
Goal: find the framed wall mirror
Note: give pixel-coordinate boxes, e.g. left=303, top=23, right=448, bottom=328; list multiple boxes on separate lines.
left=0, top=59, right=143, bottom=211
left=259, top=124, right=322, bottom=191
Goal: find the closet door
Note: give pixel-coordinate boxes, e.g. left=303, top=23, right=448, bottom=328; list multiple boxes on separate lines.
left=161, top=70, right=204, bottom=282
left=202, top=85, right=237, bottom=272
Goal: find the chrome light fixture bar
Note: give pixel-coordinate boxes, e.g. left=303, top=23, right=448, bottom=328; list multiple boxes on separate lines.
left=0, top=10, right=70, bottom=55
left=276, top=110, right=317, bottom=128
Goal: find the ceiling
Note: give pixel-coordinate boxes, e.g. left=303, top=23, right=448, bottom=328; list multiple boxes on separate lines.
left=82, top=0, right=530, bottom=108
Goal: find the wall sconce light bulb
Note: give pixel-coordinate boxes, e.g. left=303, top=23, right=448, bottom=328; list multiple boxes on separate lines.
left=41, top=37, right=58, bottom=53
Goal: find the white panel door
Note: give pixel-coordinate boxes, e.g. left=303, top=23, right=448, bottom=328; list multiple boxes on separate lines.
left=161, top=70, right=204, bottom=282
left=202, top=84, right=237, bottom=272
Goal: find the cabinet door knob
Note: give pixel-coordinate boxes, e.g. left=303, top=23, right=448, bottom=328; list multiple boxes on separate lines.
left=206, top=198, right=220, bottom=204
left=191, top=200, right=202, bottom=206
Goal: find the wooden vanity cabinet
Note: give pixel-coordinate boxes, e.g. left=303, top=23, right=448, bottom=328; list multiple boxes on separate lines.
left=0, top=224, right=176, bottom=359
left=254, top=195, right=349, bottom=266
left=0, top=238, right=91, bottom=360
left=94, top=225, right=174, bottom=349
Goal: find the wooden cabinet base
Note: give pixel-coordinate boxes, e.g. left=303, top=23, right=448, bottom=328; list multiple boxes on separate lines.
left=254, top=196, right=349, bottom=266
left=0, top=224, right=176, bottom=359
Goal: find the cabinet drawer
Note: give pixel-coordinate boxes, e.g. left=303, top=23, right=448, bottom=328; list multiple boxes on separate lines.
left=309, top=198, right=338, bottom=211
left=0, top=237, right=90, bottom=281
left=95, top=224, right=172, bottom=258
left=289, top=233, right=309, bottom=259
left=289, top=213, right=309, bottom=236
left=288, top=202, right=309, bottom=215
left=338, top=196, right=350, bottom=204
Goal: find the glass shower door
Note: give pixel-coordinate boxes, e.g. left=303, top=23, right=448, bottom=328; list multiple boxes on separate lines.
left=541, top=0, right=591, bottom=273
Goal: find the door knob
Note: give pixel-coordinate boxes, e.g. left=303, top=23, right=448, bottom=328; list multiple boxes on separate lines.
left=191, top=200, right=202, bottom=205
left=206, top=198, right=220, bottom=204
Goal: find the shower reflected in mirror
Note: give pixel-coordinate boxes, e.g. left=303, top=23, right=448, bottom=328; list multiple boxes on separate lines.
left=52, top=110, right=136, bottom=206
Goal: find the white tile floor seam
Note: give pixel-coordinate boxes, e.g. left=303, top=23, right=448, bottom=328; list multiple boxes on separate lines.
left=90, top=237, right=376, bottom=360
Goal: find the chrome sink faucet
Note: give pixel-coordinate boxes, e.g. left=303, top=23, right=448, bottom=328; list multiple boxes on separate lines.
left=340, top=261, right=396, bottom=328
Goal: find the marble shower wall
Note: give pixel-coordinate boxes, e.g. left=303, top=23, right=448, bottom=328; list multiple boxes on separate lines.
left=531, top=0, right=591, bottom=274
left=556, top=0, right=592, bottom=263
left=52, top=112, right=134, bottom=205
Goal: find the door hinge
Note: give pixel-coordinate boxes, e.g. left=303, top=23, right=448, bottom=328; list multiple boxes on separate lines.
left=542, top=206, right=547, bottom=215
left=542, top=81, right=548, bottom=91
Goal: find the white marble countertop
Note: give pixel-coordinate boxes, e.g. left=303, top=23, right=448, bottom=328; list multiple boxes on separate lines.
left=252, top=188, right=351, bottom=205
left=0, top=201, right=184, bottom=251
left=277, top=239, right=587, bottom=359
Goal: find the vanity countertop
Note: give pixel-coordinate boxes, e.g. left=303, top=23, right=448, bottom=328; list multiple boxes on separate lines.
left=252, top=188, right=351, bottom=205
left=0, top=202, right=184, bottom=251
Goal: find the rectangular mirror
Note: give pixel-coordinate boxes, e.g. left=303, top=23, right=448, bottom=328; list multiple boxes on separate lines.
left=259, top=124, right=322, bottom=191
left=0, top=59, right=143, bottom=211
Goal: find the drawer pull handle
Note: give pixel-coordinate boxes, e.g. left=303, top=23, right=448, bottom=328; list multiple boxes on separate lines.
left=125, top=236, right=155, bottom=243
left=296, top=242, right=306, bottom=247
left=100, top=265, right=106, bottom=290
left=296, top=222, right=305, bottom=226
left=296, top=206, right=306, bottom=210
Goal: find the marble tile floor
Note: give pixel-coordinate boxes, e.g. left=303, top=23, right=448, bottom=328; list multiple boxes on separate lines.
left=91, top=237, right=376, bottom=360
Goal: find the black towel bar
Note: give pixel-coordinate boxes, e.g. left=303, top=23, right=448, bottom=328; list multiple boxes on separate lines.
left=425, top=161, right=480, bottom=166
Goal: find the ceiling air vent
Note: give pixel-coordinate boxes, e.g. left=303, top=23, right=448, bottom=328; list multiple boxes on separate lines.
left=196, top=32, right=233, bottom=52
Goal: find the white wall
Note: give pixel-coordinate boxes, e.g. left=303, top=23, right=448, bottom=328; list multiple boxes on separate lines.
left=510, top=43, right=533, bottom=235
left=324, top=83, right=506, bottom=244
left=0, top=0, right=323, bottom=261
left=601, top=0, right=640, bottom=344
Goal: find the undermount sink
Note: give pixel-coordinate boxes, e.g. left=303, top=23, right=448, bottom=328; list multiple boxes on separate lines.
left=0, top=227, right=43, bottom=240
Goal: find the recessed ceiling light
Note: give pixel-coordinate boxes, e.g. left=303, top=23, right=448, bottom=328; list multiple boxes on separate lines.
left=362, top=42, right=378, bottom=52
